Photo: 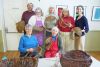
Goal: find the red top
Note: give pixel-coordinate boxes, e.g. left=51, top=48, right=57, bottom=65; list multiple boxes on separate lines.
left=57, top=16, right=75, bottom=32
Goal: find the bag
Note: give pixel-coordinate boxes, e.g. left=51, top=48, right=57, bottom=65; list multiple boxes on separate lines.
left=70, top=27, right=82, bottom=40
left=16, top=21, right=25, bottom=33
left=60, top=50, right=92, bottom=67
left=0, top=47, right=42, bottom=67
left=45, top=16, right=56, bottom=22
left=33, top=26, right=44, bottom=32
left=74, top=27, right=82, bottom=37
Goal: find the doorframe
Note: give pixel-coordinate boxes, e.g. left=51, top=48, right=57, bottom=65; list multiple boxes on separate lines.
left=2, top=0, right=28, bottom=51
left=0, top=0, right=7, bottom=52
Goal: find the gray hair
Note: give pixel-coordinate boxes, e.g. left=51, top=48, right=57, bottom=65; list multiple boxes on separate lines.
left=35, top=7, right=43, bottom=16
left=52, top=26, right=59, bottom=34
left=25, top=24, right=33, bottom=29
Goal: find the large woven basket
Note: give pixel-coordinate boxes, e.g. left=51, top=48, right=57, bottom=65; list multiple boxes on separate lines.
left=60, top=50, right=92, bottom=67
left=0, top=57, right=38, bottom=67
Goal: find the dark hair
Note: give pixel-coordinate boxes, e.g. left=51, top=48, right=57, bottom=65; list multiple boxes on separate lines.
left=76, top=5, right=84, bottom=14
left=27, top=3, right=33, bottom=7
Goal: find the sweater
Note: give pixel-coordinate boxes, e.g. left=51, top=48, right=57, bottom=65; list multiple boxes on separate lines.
left=75, top=16, right=89, bottom=36
left=18, top=35, right=38, bottom=53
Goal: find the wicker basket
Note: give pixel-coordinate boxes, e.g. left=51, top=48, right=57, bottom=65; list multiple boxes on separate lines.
left=0, top=57, right=38, bottom=67
left=60, top=50, right=92, bottom=67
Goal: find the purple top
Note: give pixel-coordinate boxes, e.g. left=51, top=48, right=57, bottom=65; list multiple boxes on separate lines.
left=35, top=20, right=43, bottom=27
left=21, top=11, right=35, bottom=25
left=34, top=20, right=44, bottom=46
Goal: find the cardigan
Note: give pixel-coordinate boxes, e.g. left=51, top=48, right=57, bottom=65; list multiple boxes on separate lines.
left=45, top=35, right=62, bottom=50
left=75, top=16, right=89, bottom=36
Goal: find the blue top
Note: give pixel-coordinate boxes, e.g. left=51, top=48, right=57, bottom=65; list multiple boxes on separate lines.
left=75, top=16, right=89, bottom=36
left=18, top=35, right=38, bottom=53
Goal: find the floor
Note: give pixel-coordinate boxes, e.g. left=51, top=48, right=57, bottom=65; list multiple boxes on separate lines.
left=0, top=51, right=100, bottom=61
left=87, top=51, right=100, bottom=61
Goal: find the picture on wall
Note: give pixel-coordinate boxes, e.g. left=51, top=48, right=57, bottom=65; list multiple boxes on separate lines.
left=74, top=6, right=87, bottom=19
left=92, top=6, right=100, bottom=21
left=56, top=5, right=68, bottom=17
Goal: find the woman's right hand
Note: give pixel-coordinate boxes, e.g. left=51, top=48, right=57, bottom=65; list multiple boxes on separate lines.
left=27, top=48, right=34, bottom=52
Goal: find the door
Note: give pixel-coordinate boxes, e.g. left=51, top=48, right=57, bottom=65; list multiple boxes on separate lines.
left=3, top=0, right=27, bottom=50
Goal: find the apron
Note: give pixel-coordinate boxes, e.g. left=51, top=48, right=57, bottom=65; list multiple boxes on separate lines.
left=45, top=37, right=59, bottom=57
left=35, top=19, right=44, bottom=46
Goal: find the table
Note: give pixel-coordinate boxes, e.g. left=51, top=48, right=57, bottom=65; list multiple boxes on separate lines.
left=38, top=56, right=100, bottom=67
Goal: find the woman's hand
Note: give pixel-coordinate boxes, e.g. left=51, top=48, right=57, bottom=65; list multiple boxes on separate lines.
left=65, top=22, right=72, bottom=27
left=27, top=48, right=34, bottom=52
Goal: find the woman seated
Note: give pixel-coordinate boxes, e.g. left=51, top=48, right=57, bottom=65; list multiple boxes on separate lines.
left=18, top=24, right=39, bottom=57
left=44, top=26, right=62, bottom=58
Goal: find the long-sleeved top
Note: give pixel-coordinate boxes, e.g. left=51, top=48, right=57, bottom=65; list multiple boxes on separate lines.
left=21, top=11, right=35, bottom=25
left=18, top=35, right=38, bottom=53
left=45, top=35, right=62, bottom=50
left=57, top=16, right=75, bottom=32
left=75, top=16, right=89, bottom=36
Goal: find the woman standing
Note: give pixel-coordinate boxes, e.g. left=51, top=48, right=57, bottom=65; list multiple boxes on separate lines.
left=28, top=7, right=45, bottom=47
left=45, top=7, right=57, bottom=38
left=75, top=5, right=89, bottom=51
left=57, top=8, right=75, bottom=53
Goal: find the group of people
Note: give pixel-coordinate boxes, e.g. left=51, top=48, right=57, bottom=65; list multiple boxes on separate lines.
left=18, top=3, right=89, bottom=58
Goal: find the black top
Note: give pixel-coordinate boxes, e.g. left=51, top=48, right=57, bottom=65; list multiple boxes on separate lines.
left=75, top=16, right=89, bottom=36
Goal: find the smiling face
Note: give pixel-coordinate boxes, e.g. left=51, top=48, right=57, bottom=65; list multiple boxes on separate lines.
left=76, top=6, right=84, bottom=15
left=51, top=27, right=59, bottom=36
left=49, top=7, right=55, bottom=14
left=25, top=24, right=33, bottom=35
left=62, top=10, right=69, bottom=17
left=27, top=3, right=33, bottom=11
left=35, top=8, right=43, bottom=16
left=62, top=9, right=69, bottom=17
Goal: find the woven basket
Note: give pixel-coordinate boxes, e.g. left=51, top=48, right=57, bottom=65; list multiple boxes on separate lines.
left=60, top=50, right=92, bottom=67
left=0, top=57, right=38, bottom=67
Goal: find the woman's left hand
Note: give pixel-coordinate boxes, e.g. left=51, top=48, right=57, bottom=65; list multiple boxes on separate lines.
left=29, top=48, right=34, bottom=52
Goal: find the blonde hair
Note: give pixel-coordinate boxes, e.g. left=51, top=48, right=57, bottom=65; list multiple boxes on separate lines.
left=62, top=8, right=70, bottom=17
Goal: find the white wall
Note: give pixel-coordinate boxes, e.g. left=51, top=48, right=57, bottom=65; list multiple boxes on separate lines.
left=28, top=0, right=100, bottom=31
left=3, top=0, right=27, bottom=51
left=0, top=0, right=100, bottom=51
left=0, top=0, right=7, bottom=52
left=0, top=0, right=3, bottom=29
